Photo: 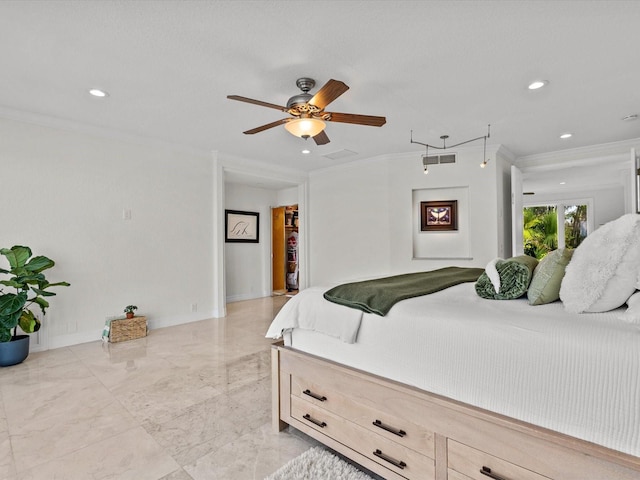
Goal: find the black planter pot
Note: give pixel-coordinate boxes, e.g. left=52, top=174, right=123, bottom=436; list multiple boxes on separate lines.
left=0, top=335, right=30, bottom=367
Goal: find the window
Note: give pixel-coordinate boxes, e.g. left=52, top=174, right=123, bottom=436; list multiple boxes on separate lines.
left=564, top=204, right=588, bottom=249
left=523, top=203, right=589, bottom=259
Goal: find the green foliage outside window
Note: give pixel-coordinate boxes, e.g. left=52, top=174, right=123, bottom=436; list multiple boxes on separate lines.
left=564, top=205, right=588, bottom=249
left=523, top=204, right=587, bottom=259
left=524, top=207, right=558, bottom=259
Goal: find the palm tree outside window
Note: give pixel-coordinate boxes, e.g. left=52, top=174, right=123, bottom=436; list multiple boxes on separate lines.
left=523, top=204, right=588, bottom=259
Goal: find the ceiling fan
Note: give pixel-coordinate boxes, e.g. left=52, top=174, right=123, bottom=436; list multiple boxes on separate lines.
left=227, top=78, right=386, bottom=145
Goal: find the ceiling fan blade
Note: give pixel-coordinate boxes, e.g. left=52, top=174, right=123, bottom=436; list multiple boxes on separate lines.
left=313, top=130, right=330, bottom=145
left=326, top=112, right=386, bottom=127
left=227, top=95, right=287, bottom=112
left=243, top=118, right=289, bottom=135
left=309, top=79, right=349, bottom=109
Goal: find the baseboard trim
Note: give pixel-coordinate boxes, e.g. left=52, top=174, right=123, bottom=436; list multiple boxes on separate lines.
left=226, top=291, right=271, bottom=303
left=47, top=312, right=216, bottom=350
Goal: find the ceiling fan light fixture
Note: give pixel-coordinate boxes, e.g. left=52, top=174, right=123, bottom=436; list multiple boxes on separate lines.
left=284, top=117, right=326, bottom=139
left=228, top=78, right=386, bottom=146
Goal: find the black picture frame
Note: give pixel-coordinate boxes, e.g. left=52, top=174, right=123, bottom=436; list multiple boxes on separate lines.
left=420, top=200, right=458, bottom=231
left=225, top=210, right=259, bottom=243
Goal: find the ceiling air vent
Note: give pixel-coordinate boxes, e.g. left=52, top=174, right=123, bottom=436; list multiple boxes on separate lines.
left=422, top=153, right=456, bottom=165
left=323, top=149, right=358, bottom=160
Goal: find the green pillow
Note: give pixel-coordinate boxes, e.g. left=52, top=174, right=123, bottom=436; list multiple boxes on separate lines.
left=528, top=248, right=574, bottom=305
left=475, top=255, right=539, bottom=300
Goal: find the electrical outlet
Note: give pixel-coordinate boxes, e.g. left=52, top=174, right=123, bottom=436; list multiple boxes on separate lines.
left=191, top=303, right=198, bottom=312
left=122, top=208, right=132, bottom=220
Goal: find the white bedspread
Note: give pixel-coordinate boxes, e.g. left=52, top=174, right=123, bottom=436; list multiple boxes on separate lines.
left=267, top=283, right=640, bottom=457
left=266, top=286, right=363, bottom=343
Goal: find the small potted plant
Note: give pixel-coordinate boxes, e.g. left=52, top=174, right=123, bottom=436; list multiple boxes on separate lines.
left=124, top=305, right=138, bottom=319
left=0, top=245, right=70, bottom=366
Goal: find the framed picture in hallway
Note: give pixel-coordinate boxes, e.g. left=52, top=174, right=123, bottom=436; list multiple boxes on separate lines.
left=420, top=200, right=458, bottom=231
left=225, top=210, right=260, bottom=243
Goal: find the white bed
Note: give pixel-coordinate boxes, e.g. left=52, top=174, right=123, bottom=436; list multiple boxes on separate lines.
left=268, top=283, right=640, bottom=458
left=268, top=214, right=640, bottom=479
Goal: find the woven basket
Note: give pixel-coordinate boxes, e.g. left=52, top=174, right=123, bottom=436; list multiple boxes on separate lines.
left=109, top=316, right=147, bottom=343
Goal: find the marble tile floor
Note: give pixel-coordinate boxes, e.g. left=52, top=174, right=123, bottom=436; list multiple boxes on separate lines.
left=0, top=296, right=320, bottom=480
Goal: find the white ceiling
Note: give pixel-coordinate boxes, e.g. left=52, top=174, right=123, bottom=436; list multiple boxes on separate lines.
left=1, top=0, right=639, bottom=184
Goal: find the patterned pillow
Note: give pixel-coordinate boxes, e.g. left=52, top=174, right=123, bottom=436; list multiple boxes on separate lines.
left=528, top=248, right=574, bottom=305
left=475, top=255, right=538, bottom=300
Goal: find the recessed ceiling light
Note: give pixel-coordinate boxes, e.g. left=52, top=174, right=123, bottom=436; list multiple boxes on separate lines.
left=560, top=133, right=572, bottom=139
left=89, top=88, right=108, bottom=97
left=301, top=149, right=311, bottom=155
left=559, top=181, right=566, bottom=185
left=528, top=80, right=548, bottom=90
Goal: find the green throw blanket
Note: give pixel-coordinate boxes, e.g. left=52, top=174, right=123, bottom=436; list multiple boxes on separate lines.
left=323, top=267, right=485, bottom=316
left=474, top=255, right=538, bottom=300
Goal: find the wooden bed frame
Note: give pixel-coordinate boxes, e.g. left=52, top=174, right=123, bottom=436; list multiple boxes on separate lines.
left=272, top=344, right=640, bottom=480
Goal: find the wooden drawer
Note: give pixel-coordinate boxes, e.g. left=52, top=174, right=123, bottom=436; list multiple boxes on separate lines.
left=292, top=374, right=434, bottom=457
left=447, top=470, right=473, bottom=480
left=448, top=439, right=552, bottom=480
left=291, top=395, right=435, bottom=479
left=275, top=346, right=640, bottom=480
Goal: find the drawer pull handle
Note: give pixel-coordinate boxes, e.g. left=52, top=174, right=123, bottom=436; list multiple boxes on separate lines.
left=303, top=389, right=327, bottom=402
left=303, top=413, right=327, bottom=428
left=373, top=419, right=406, bottom=437
left=480, top=466, right=510, bottom=480
left=373, top=449, right=406, bottom=470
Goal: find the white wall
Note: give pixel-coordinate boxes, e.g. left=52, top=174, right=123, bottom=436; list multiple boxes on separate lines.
left=309, top=145, right=507, bottom=285
left=593, top=187, right=627, bottom=227
left=309, top=156, right=393, bottom=284
left=277, top=186, right=299, bottom=207
left=224, top=183, right=277, bottom=302
left=0, top=117, right=214, bottom=348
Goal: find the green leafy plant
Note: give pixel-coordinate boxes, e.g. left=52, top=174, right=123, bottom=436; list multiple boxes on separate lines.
left=523, top=207, right=558, bottom=259
left=124, top=305, right=138, bottom=315
left=0, top=245, right=70, bottom=343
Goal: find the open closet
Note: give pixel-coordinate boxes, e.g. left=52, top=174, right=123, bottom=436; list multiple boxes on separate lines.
left=272, top=204, right=299, bottom=295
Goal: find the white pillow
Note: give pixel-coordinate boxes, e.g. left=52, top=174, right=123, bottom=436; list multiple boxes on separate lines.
left=560, top=213, right=640, bottom=313
left=619, top=291, right=640, bottom=324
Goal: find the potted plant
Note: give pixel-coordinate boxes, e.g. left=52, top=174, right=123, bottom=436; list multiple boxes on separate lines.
left=0, top=245, right=70, bottom=366
left=124, top=305, right=138, bottom=319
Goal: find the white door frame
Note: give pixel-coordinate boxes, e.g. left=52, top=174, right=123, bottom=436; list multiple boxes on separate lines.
left=212, top=154, right=308, bottom=317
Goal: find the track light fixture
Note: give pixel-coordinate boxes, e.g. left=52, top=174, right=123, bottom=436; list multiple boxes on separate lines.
left=411, top=124, right=491, bottom=171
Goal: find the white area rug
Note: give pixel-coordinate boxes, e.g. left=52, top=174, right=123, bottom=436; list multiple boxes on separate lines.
left=264, top=447, right=375, bottom=480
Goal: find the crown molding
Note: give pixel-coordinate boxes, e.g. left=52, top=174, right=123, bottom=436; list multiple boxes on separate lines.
left=0, top=105, right=211, bottom=158
left=515, top=137, right=640, bottom=170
